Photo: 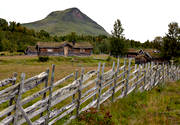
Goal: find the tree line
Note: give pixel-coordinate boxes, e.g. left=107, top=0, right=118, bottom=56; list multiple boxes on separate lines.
left=0, top=18, right=179, bottom=60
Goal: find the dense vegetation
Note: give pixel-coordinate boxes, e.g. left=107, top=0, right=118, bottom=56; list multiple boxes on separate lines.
left=0, top=17, right=180, bottom=60
left=0, top=18, right=52, bottom=52
left=0, top=18, right=140, bottom=54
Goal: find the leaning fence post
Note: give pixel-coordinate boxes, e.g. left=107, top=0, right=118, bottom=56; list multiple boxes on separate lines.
left=112, top=58, right=120, bottom=102
left=40, top=69, right=49, bottom=117
left=93, top=63, right=101, bottom=101
left=8, top=72, right=17, bottom=116
left=76, top=68, right=84, bottom=117
left=124, top=58, right=131, bottom=96
left=110, top=61, right=115, bottom=88
left=97, top=63, right=105, bottom=110
left=45, top=64, right=55, bottom=125
left=153, top=64, right=158, bottom=87
left=72, top=70, right=78, bottom=102
left=122, top=58, right=126, bottom=95
left=70, top=70, right=78, bottom=116
left=13, top=73, right=25, bottom=125
left=135, top=64, right=137, bottom=71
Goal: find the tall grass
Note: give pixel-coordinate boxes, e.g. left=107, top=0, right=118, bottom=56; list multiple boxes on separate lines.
left=70, top=80, right=180, bottom=125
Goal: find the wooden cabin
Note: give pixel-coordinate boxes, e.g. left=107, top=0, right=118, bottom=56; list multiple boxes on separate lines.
left=135, top=49, right=165, bottom=64
left=25, top=41, right=93, bottom=56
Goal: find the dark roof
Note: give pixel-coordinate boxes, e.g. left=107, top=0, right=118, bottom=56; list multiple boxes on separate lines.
left=36, top=41, right=93, bottom=49
left=73, top=42, right=93, bottom=49
left=128, top=48, right=161, bottom=58
left=127, top=48, right=138, bottom=53
left=37, top=42, right=66, bottom=48
left=143, top=49, right=160, bottom=58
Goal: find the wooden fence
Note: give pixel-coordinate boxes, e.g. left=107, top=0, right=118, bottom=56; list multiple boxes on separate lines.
left=0, top=58, right=179, bottom=125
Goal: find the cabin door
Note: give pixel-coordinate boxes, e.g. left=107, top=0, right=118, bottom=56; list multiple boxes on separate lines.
left=64, top=46, right=69, bottom=56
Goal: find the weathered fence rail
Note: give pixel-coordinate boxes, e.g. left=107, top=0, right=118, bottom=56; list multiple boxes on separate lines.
left=0, top=58, right=179, bottom=125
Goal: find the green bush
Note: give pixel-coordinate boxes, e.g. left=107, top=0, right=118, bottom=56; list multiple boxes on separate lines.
left=38, top=56, right=49, bottom=62
left=106, top=56, right=112, bottom=62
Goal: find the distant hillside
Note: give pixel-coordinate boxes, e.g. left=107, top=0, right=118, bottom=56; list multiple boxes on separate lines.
left=23, top=8, right=109, bottom=36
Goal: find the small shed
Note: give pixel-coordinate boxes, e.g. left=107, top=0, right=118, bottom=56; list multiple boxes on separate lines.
left=135, top=49, right=166, bottom=64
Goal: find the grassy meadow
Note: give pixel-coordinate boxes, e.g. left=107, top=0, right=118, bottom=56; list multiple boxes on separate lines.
left=2, top=55, right=179, bottom=125
left=0, top=54, right=126, bottom=124
left=70, top=80, right=180, bottom=125
left=0, top=55, right=118, bottom=81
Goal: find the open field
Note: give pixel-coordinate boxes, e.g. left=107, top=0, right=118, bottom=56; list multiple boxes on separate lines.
left=0, top=55, right=138, bottom=124
left=0, top=55, right=119, bottom=81
left=70, top=80, right=180, bottom=125
left=0, top=55, right=179, bottom=125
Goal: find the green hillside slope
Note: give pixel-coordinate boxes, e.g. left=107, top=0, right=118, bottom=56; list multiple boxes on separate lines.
left=23, top=8, right=109, bottom=36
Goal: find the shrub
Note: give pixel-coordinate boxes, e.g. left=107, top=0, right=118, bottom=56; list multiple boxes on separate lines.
left=38, top=56, right=49, bottom=62
left=70, top=108, right=114, bottom=125
left=106, top=56, right=112, bottom=62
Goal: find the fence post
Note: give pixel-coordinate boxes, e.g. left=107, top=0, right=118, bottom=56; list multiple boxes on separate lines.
left=112, top=58, right=120, bottom=102
left=8, top=72, right=17, bottom=116
left=170, top=64, right=173, bottom=80
left=167, top=63, right=170, bottom=81
left=40, top=69, right=49, bottom=117
left=176, top=65, right=178, bottom=81
left=143, top=63, right=147, bottom=90
left=150, top=62, right=154, bottom=88
left=135, top=64, right=140, bottom=89
left=71, top=70, right=78, bottom=116
left=45, top=64, right=55, bottom=125
left=122, top=58, right=126, bottom=95
left=124, top=58, right=131, bottom=96
left=76, top=68, right=84, bottom=117
left=110, top=61, right=115, bottom=88
left=145, top=62, right=150, bottom=89
left=162, top=63, right=165, bottom=85
left=97, top=63, right=105, bottom=110
left=72, top=70, right=78, bottom=102
left=13, top=73, right=25, bottom=125
left=134, top=64, right=137, bottom=82
left=158, top=65, right=161, bottom=85
left=93, top=63, right=101, bottom=101
left=135, top=64, right=137, bottom=71
left=153, top=64, right=158, bottom=87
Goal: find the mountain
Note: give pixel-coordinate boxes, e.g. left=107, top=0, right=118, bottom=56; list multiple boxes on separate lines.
left=23, top=8, right=109, bottom=36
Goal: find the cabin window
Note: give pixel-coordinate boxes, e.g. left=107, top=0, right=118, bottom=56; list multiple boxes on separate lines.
left=47, top=49, right=53, bottom=52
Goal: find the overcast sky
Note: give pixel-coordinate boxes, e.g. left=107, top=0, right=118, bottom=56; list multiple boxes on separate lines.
left=0, top=0, right=180, bottom=42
